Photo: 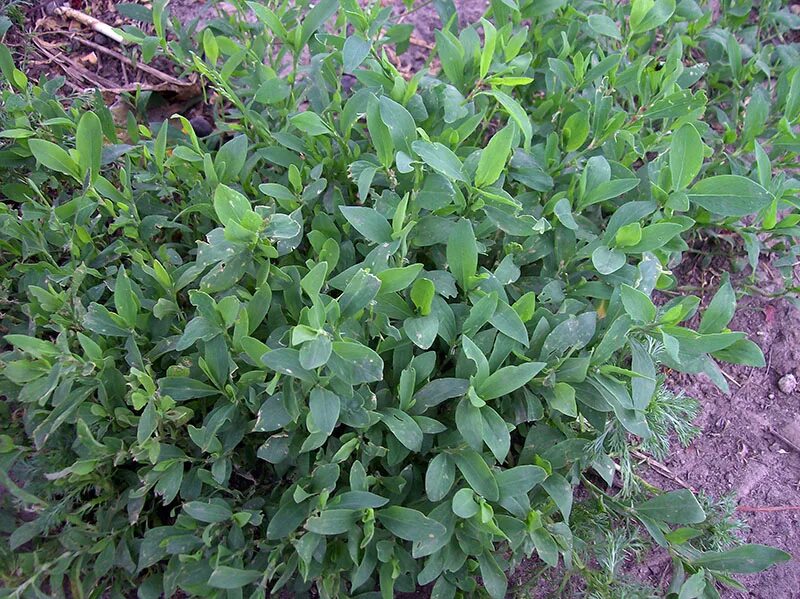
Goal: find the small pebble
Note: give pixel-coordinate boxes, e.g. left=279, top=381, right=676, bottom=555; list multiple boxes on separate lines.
left=778, top=373, right=797, bottom=394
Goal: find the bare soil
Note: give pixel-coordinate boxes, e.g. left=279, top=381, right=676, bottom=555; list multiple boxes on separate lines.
left=642, top=253, right=800, bottom=598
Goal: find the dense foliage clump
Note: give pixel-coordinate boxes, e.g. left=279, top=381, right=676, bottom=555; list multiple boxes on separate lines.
left=0, top=0, right=797, bottom=597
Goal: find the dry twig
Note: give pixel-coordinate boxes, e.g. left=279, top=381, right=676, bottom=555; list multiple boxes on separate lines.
left=631, top=449, right=696, bottom=492
left=767, top=426, right=800, bottom=454
left=68, top=34, right=190, bottom=87
left=32, top=37, right=115, bottom=89
left=54, top=5, right=124, bottom=44
left=736, top=505, right=800, bottom=513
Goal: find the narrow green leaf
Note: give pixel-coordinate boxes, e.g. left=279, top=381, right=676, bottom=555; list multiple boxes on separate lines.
left=377, top=506, right=447, bottom=541
left=454, top=449, right=499, bottom=501
left=29, top=139, right=80, bottom=180
left=447, top=219, right=478, bottom=290
left=687, top=175, right=772, bottom=217
left=208, top=566, right=262, bottom=589
left=76, top=111, right=102, bottom=183
left=692, top=544, right=791, bottom=573
left=670, top=123, right=703, bottom=190
left=412, top=140, right=467, bottom=182
left=636, top=489, right=706, bottom=524
left=474, top=125, right=514, bottom=187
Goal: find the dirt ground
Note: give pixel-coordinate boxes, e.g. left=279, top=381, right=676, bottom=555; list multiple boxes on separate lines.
left=4, top=0, right=799, bottom=597
left=643, top=254, right=800, bottom=599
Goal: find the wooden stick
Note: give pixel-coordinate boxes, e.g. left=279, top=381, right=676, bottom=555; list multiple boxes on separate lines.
left=409, top=35, right=434, bottom=50
left=631, top=449, right=696, bottom=492
left=32, top=37, right=116, bottom=89
left=68, top=35, right=190, bottom=87
left=54, top=5, right=125, bottom=44
left=737, top=505, right=800, bottom=512
left=767, top=426, right=800, bottom=454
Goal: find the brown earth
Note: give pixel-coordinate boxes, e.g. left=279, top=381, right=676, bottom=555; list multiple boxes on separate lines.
left=640, top=253, right=800, bottom=599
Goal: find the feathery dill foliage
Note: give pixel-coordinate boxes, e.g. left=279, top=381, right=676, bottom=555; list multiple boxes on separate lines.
left=0, top=0, right=797, bottom=597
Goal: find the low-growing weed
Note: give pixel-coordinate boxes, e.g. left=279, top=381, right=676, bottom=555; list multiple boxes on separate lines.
left=0, top=0, right=796, bottom=598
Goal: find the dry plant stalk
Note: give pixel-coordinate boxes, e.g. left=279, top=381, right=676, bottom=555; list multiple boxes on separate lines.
left=54, top=5, right=124, bottom=44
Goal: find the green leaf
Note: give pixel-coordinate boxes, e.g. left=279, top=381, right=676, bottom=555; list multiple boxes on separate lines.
left=551, top=382, right=577, bottom=417
left=479, top=90, right=533, bottom=147
left=377, top=506, right=447, bottom=542
left=379, top=96, right=417, bottom=154
left=630, top=340, right=656, bottom=410
left=447, top=219, right=478, bottom=290
left=299, top=335, right=332, bottom=370
left=687, top=175, right=773, bottom=217
left=410, top=278, right=436, bottom=316
left=305, top=509, right=358, bottom=535
left=620, top=285, right=656, bottom=322
left=581, top=178, right=640, bottom=209
left=413, top=378, right=470, bottom=412
left=378, top=264, right=423, bottom=294
left=426, top=453, right=455, bottom=502
left=692, top=544, right=791, bottom=573
left=76, top=111, right=102, bottom=183
left=247, top=2, right=287, bottom=40
left=137, top=400, right=157, bottom=444
left=489, top=300, right=529, bottom=346
left=495, top=465, right=547, bottom=498
left=477, top=362, right=545, bottom=400
left=434, top=29, right=465, bottom=87
left=477, top=551, right=507, bottom=599
left=29, top=139, right=80, bottom=180
left=261, top=348, right=314, bottom=382
left=340, top=206, right=393, bottom=243
left=542, top=473, right=572, bottom=520
left=4, top=335, right=59, bottom=358
left=678, top=570, right=706, bottom=599
left=474, top=125, right=515, bottom=187
left=588, top=14, right=621, bottom=39
left=330, top=341, right=384, bottom=384
left=592, top=246, right=626, bottom=275
left=184, top=500, right=232, bottom=523
left=563, top=111, right=590, bottom=151
left=380, top=408, right=423, bottom=452
left=452, top=487, right=479, bottom=518
left=412, top=140, right=467, bottom=182
left=712, top=339, right=765, bottom=367
left=299, top=0, right=338, bottom=46
left=699, top=276, right=735, bottom=334
left=635, top=489, right=706, bottom=524
left=114, top=267, right=139, bottom=328
left=309, top=387, right=340, bottom=436
left=214, top=184, right=252, bottom=227
left=339, top=269, right=382, bottom=319
left=159, top=377, right=219, bottom=401
left=404, top=314, right=439, bottom=350
left=670, top=123, right=703, bottom=190
left=290, top=111, right=332, bottom=136
left=630, top=0, right=676, bottom=34
left=207, top=566, right=261, bottom=589
left=215, top=134, right=248, bottom=182
left=479, top=19, right=496, bottom=78
left=343, top=35, right=370, bottom=72
left=330, top=491, right=389, bottom=509
left=454, top=449, right=499, bottom=501
left=481, top=406, right=510, bottom=462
